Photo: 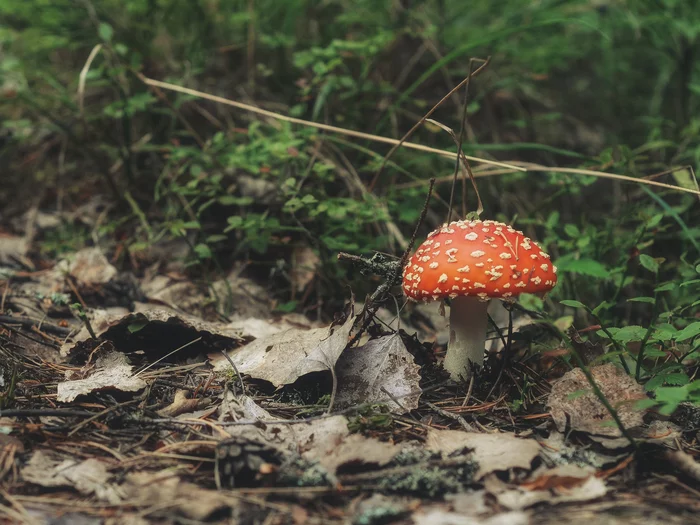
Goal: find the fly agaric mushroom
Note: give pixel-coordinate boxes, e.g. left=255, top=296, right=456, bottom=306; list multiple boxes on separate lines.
left=402, top=219, right=557, bottom=380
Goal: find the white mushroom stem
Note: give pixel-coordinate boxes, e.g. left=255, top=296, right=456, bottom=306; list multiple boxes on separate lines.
left=443, top=296, right=490, bottom=381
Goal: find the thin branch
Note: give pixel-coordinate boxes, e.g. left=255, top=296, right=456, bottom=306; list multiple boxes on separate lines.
left=136, top=74, right=700, bottom=197
left=219, top=349, right=246, bottom=397
left=370, top=57, right=492, bottom=191
left=137, top=73, right=523, bottom=174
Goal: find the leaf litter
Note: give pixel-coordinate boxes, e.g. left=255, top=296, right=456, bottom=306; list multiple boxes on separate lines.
left=334, top=333, right=422, bottom=414
left=56, top=349, right=147, bottom=402
left=1, top=242, right=699, bottom=524
left=211, top=305, right=355, bottom=387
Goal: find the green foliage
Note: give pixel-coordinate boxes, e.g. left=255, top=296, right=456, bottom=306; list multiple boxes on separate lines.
left=560, top=260, right=700, bottom=412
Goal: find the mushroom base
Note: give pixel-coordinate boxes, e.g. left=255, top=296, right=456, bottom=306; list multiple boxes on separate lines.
left=443, top=296, right=489, bottom=381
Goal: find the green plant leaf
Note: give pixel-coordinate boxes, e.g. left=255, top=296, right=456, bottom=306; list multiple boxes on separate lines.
left=553, top=316, right=574, bottom=331
left=98, top=23, right=114, bottom=42
left=561, top=299, right=586, bottom=309
left=194, top=243, right=212, bottom=259
left=128, top=321, right=148, bottom=334
left=226, top=216, right=244, bottom=230
left=639, top=254, right=659, bottom=273
left=675, top=322, right=700, bottom=342
left=555, top=257, right=609, bottom=278
left=519, top=293, right=543, bottom=312
left=654, top=283, right=676, bottom=292
left=611, top=325, right=647, bottom=343
left=643, top=349, right=668, bottom=358
left=206, top=234, right=228, bottom=244
left=627, top=297, right=656, bottom=303
left=591, top=301, right=613, bottom=316
left=219, top=196, right=254, bottom=206
left=564, top=224, right=580, bottom=238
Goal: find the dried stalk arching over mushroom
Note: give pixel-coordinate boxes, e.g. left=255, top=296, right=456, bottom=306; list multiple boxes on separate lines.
left=402, top=219, right=558, bottom=381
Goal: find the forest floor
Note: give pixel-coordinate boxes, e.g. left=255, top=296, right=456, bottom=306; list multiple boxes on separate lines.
left=1, top=223, right=700, bottom=525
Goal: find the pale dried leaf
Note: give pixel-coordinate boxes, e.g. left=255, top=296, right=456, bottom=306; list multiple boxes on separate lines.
left=211, top=269, right=272, bottom=318
left=56, top=351, right=146, bottom=402
left=413, top=509, right=529, bottom=525
left=218, top=392, right=350, bottom=461
left=140, top=274, right=208, bottom=316
left=22, top=450, right=123, bottom=503
left=0, top=234, right=29, bottom=267
left=219, top=392, right=276, bottom=423
left=224, top=313, right=319, bottom=340
left=446, top=491, right=490, bottom=517
left=290, top=245, right=320, bottom=293
left=547, top=363, right=646, bottom=437
left=537, top=431, right=625, bottom=469
left=306, top=433, right=400, bottom=473
left=57, top=247, right=117, bottom=285
left=238, top=174, right=277, bottom=203
left=427, top=429, right=541, bottom=479
left=335, top=334, right=421, bottom=414
left=495, top=465, right=607, bottom=509
left=123, top=472, right=229, bottom=520
left=213, top=311, right=355, bottom=387
left=62, top=307, right=243, bottom=357
left=158, top=389, right=213, bottom=417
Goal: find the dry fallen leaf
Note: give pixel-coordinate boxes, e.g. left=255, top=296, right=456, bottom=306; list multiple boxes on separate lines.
left=224, top=312, right=320, bottom=340
left=123, top=472, right=230, bottom=521
left=57, top=247, right=117, bottom=285
left=158, top=389, right=212, bottom=417
left=218, top=392, right=350, bottom=464
left=537, top=431, right=625, bottom=469
left=335, top=334, right=421, bottom=414
left=413, top=509, right=529, bottom=525
left=140, top=274, right=209, bottom=317
left=290, top=245, right=320, bottom=294
left=22, top=450, right=123, bottom=503
left=212, top=310, right=355, bottom=387
left=0, top=233, right=29, bottom=268
left=495, top=464, right=607, bottom=509
left=217, top=393, right=401, bottom=475
left=56, top=351, right=147, bottom=402
left=547, top=363, right=647, bottom=437
left=426, top=429, right=541, bottom=479
left=305, top=433, right=400, bottom=474
left=62, top=307, right=243, bottom=358
left=211, top=269, right=273, bottom=319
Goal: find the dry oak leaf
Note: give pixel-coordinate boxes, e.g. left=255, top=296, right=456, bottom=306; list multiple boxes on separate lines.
left=334, top=334, right=421, bottom=414
left=21, top=450, right=124, bottom=503
left=212, top=310, right=355, bottom=387
left=496, top=464, right=607, bottom=510
left=123, top=472, right=230, bottom=521
left=426, top=429, right=541, bottom=479
left=56, top=351, right=147, bottom=402
left=57, top=247, right=117, bottom=285
left=547, top=363, right=647, bottom=437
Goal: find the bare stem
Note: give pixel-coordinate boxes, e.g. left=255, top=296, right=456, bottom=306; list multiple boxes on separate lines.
left=443, top=296, right=489, bottom=381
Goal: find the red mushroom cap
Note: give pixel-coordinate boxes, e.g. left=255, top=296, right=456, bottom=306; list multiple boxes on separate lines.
left=402, top=219, right=557, bottom=302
